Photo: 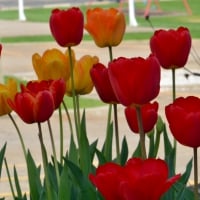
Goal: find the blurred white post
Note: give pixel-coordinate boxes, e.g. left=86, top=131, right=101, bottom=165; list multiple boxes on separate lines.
left=128, top=0, right=138, bottom=26
left=18, top=0, right=26, bottom=21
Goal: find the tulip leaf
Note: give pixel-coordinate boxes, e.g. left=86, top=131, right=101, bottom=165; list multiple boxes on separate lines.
left=68, top=133, right=78, bottom=166
left=120, top=136, right=128, bottom=166
left=147, top=129, right=155, bottom=158
left=26, top=151, right=43, bottom=200
left=102, top=122, right=113, bottom=161
left=64, top=159, right=98, bottom=200
left=58, top=162, right=71, bottom=200
left=95, top=149, right=107, bottom=165
left=0, top=143, right=6, bottom=178
left=132, top=141, right=142, bottom=158
left=13, top=166, right=23, bottom=198
left=79, top=110, right=92, bottom=175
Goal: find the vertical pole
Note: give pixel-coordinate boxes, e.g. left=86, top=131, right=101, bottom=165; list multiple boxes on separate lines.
left=128, top=0, right=138, bottom=26
left=18, top=0, right=26, bottom=21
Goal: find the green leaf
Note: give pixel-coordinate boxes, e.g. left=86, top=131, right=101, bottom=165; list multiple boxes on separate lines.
left=163, top=124, right=173, bottom=155
left=95, top=149, right=107, bottom=165
left=120, top=136, right=128, bottom=166
left=132, top=141, right=142, bottom=158
left=0, top=143, right=6, bottom=178
left=13, top=166, right=23, bottom=198
left=179, top=158, right=193, bottom=185
left=102, top=122, right=113, bottom=161
left=68, top=133, right=78, bottom=165
left=79, top=111, right=92, bottom=175
left=26, top=151, right=42, bottom=200
left=58, top=162, right=71, bottom=200
left=147, top=129, right=155, bottom=158
left=64, top=159, right=97, bottom=200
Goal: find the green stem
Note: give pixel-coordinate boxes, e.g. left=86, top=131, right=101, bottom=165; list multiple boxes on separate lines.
left=58, top=106, right=63, bottom=165
left=76, top=95, right=81, bottom=128
left=62, top=100, right=74, bottom=136
left=68, top=46, right=80, bottom=143
left=4, top=158, right=15, bottom=198
left=38, top=123, right=52, bottom=200
left=47, top=120, right=60, bottom=187
left=113, top=103, right=120, bottom=163
left=8, top=113, right=26, bottom=159
left=108, top=46, right=113, bottom=61
left=172, top=68, right=177, bottom=168
left=193, top=147, right=199, bottom=200
left=135, top=106, right=147, bottom=159
left=104, top=104, right=112, bottom=160
left=172, top=68, right=176, bottom=101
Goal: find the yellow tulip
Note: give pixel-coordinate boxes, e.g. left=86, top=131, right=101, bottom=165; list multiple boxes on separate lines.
left=85, top=7, right=126, bottom=48
left=32, top=48, right=75, bottom=81
left=0, top=79, right=18, bottom=116
left=66, top=55, right=99, bottom=96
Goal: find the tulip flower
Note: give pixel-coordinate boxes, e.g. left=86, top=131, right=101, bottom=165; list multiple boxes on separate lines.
left=150, top=26, right=191, bottom=69
left=66, top=55, right=99, bottom=96
left=108, top=55, right=160, bottom=106
left=85, top=7, right=126, bottom=48
left=8, top=79, right=66, bottom=124
left=24, top=79, right=66, bottom=109
left=89, top=157, right=181, bottom=200
left=125, top=101, right=159, bottom=133
left=32, top=48, right=75, bottom=81
left=49, top=7, right=84, bottom=47
left=0, top=79, right=18, bottom=116
left=0, top=44, right=2, bottom=56
left=165, top=96, right=200, bottom=148
left=90, top=63, right=119, bottom=103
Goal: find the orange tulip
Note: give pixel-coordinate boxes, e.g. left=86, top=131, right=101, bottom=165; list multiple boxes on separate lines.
left=85, top=8, right=126, bottom=48
left=66, top=55, right=99, bottom=96
left=32, top=48, right=75, bottom=81
left=0, top=79, right=18, bottom=116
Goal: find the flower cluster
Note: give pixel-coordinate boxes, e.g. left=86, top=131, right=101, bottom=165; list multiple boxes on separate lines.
left=0, top=4, right=199, bottom=200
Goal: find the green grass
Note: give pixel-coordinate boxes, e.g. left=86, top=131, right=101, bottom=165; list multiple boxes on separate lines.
left=0, top=0, right=199, bottom=41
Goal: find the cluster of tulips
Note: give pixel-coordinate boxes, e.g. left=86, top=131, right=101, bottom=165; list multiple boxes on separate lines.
left=0, top=5, right=199, bottom=200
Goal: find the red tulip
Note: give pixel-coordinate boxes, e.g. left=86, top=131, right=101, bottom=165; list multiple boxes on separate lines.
left=0, top=44, right=2, bottom=56
left=89, top=158, right=180, bottom=200
left=90, top=63, right=119, bottom=103
left=108, top=55, right=160, bottom=106
left=125, top=102, right=159, bottom=133
left=8, top=79, right=66, bottom=124
left=24, top=79, right=66, bottom=109
left=150, top=27, right=191, bottom=69
left=90, top=162, right=124, bottom=200
left=49, top=7, right=84, bottom=47
left=165, top=96, right=200, bottom=148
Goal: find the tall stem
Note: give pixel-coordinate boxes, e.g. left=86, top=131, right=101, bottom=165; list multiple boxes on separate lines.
left=172, top=68, right=177, bottom=168
left=47, top=120, right=60, bottom=187
left=8, top=113, right=26, bottom=159
left=135, top=106, right=147, bottom=159
left=193, top=147, right=199, bottom=200
left=58, top=106, right=63, bottom=165
left=4, top=158, right=15, bottom=198
left=108, top=46, right=113, bottom=61
left=113, top=103, right=120, bottom=163
left=62, top=100, right=74, bottom=136
left=38, top=123, right=53, bottom=200
left=172, top=68, right=176, bottom=101
left=68, top=46, right=80, bottom=143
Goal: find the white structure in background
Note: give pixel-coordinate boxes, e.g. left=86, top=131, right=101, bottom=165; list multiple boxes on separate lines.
left=128, top=0, right=138, bottom=26
left=18, top=0, right=26, bottom=21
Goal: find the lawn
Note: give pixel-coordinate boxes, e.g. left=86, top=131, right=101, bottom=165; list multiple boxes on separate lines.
left=0, top=0, right=199, bottom=42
